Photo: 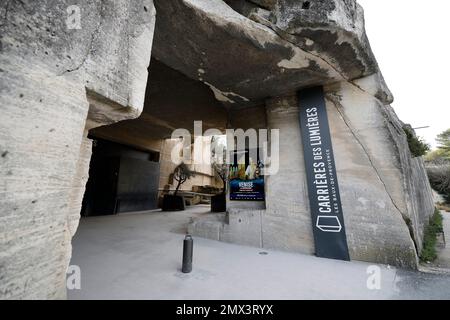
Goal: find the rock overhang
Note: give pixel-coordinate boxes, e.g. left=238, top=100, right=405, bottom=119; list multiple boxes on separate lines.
left=151, top=0, right=393, bottom=107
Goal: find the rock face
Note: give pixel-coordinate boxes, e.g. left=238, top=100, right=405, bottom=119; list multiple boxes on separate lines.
left=0, top=0, right=155, bottom=299
left=152, top=0, right=391, bottom=106
left=323, top=80, right=433, bottom=267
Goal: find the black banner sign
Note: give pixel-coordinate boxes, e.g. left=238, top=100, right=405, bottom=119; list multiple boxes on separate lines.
left=298, top=86, right=350, bottom=261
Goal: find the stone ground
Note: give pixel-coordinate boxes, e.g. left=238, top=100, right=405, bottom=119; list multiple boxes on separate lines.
left=68, top=205, right=450, bottom=300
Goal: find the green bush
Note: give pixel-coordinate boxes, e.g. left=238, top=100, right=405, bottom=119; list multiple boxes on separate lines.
left=403, top=127, right=430, bottom=158
left=420, top=208, right=444, bottom=262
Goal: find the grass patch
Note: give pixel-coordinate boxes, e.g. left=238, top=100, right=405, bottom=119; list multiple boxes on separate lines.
left=420, top=208, right=444, bottom=262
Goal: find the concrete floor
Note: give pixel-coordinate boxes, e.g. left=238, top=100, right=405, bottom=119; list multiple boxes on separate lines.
left=68, top=205, right=450, bottom=300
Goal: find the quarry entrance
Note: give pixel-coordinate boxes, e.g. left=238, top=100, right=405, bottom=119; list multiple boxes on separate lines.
left=0, top=0, right=437, bottom=299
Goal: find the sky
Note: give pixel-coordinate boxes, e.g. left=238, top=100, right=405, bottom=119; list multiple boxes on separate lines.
left=358, top=0, right=450, bottom=149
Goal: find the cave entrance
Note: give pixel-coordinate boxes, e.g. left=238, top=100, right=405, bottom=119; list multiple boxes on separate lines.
left=80, top=138, right=160, bottom=216
left=78, top=58, right=228, bottom=218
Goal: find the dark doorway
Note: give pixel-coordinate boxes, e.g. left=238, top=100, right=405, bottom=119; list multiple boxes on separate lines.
left=81, top=138, right=160, bottom=216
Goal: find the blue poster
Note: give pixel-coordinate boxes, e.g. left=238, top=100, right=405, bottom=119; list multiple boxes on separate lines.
left=229, top=150, right=265, bottom=201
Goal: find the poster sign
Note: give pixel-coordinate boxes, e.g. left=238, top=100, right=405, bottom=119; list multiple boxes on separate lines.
left=298, top=86, right=350, bottom=261
left=229, top=149, right=265, bottom=201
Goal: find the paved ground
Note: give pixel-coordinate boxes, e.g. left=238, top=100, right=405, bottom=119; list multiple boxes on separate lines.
left=68, top=205, right=450, bottom=300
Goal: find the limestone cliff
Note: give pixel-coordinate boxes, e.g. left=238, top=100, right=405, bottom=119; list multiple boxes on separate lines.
left=0, top=0, right=155, bottom=299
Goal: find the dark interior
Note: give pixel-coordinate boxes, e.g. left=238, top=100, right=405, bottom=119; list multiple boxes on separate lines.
left=81, top=138, right=160, bottom=216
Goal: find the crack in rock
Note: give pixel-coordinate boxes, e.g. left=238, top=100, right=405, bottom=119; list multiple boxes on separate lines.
left=250, top=14, right=347, bottom=79
left=1, top=0, right=31, bottom=29
left=327, top=94, right=419, bottom=253
left=59, top=0, right=105, bottom=76
left=248, top=13, right=389, bottom=106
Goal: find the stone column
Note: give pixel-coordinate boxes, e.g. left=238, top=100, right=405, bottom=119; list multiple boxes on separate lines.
left=263, top=95, right=315, bottom=254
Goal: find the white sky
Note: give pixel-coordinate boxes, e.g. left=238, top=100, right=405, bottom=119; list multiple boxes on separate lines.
left=358, top=0, right=450, bottom=149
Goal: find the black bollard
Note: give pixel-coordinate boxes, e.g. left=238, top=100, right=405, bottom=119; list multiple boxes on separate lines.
left=182, top=234, right=193, bottom=273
